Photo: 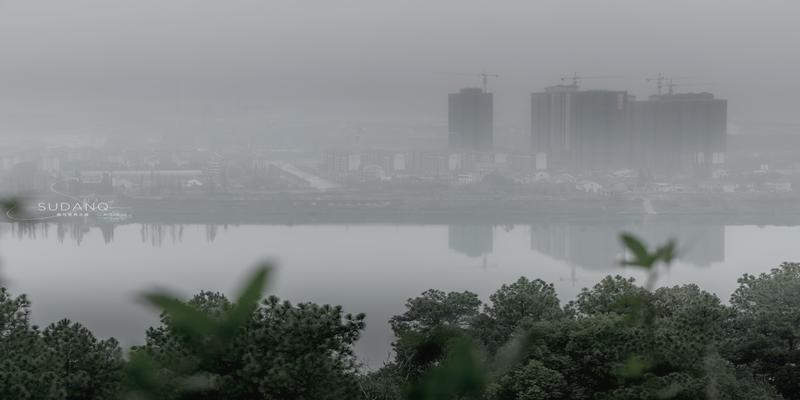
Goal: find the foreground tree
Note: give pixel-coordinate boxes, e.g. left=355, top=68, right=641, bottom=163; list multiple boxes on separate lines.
left=388, top=290, right=481, bottom=380
left=728, top=262, right=800, bottom=399
left=41, top=320, right=125, bottom=400
left=485, top=359, right=569, bottom=400
left=476, top=277, right=563, bottom=352
left=0, top=288, right=56, bottom=399
left=0, top=288, right=124, bottom=400
left=389, top=290, right=481, bottom=335
left=133, top=291, right=366, bottom=399
left=486, top=277, right=779, bottom=399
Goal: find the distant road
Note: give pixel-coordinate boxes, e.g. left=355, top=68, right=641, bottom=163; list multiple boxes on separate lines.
left=269, top=162, right=341, bottom=191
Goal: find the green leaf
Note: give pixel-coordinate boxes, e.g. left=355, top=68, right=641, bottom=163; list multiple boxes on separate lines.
left=143, top=293, right=217, bottom=337
left=653, top=240, right=677, bottom=264
left=620, top=233, right=678, bottom=269
left=621, top=233, right=650, bottom=265
left=221, top=264, right=271, bottom=337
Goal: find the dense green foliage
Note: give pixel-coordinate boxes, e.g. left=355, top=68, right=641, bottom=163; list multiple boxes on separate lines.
left=726, top=263, right=800, bottom=399
left=132, top=292, right=365, bottom=399
left=0, top=288, right=124, bottom=400
left=360, top=234, right=789, bottom=400
left=2, top=234, right=800, bottom=399
left=124, top=266, right=367, bottom=400
left=370, top=273, right=784, bottom=400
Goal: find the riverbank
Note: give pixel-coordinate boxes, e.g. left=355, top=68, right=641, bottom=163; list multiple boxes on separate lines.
left=115, top=192, right=800, bottom=225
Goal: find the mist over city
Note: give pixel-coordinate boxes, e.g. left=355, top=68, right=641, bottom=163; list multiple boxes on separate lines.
left=2, top=1, right=800, bottom=399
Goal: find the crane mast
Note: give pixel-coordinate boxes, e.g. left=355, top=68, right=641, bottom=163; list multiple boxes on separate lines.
left=560, top=73, right=616, bottom=89
left=478, top=71, right=499, bottom=93
left=441, top=70, right=499, bottom=93
left=646, top=73, right=667, bottom=95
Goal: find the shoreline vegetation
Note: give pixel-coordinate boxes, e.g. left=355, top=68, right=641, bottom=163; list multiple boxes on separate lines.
left=2, top=234, right=799, bottom=399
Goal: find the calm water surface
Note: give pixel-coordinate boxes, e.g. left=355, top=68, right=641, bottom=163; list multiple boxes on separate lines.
left=1, top=222, right=798, bottom=368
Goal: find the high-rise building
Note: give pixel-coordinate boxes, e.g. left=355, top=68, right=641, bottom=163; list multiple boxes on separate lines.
left=531, top=85, right=631, bottom=171
left=531, top=83, right=727, bottom=176
left=629, top=93, right=727, bottom=176
left=449, top=88, right=493, bottom=151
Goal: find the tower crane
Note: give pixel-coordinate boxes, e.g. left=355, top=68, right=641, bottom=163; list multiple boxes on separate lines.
left=646, top=73, right=667, bottom=95
left=646, top=74, right=695, bottom=95
left=560, top=73, right=618, bottom=89
left=664, top=79, right=712, bottom=95
left=442, top=70, right=499, bottom=93
left=665, top=78, right=678, bottom=95
left=477, top=71, right=499, bottom=93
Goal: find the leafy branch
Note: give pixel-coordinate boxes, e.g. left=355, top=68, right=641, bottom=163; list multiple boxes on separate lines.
left=126, top=264, right=271, bottom=399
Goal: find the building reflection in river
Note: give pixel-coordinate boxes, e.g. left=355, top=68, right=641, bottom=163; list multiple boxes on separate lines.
left=530, top=220, right=725, bottom=270
left=447, top=225, right=493, bottom=258
left=3, top=220, right=724, bottom=270
left=3, top=222, right=223, bottom=246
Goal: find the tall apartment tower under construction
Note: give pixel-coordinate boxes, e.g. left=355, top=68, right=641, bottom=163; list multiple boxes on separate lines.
left=531, top=84, right=631, bottom=171
left=531, top=82, right=727, bottom=176
left=448, top=88, right=493, bottom=152
left=628, top=93, right=727, bottom=176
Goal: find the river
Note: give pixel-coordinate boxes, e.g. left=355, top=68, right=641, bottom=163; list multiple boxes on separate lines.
left=1, top=220, right=798, bottom=368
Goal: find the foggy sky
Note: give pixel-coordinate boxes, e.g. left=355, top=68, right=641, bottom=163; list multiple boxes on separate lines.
left=1, top=0, right=799, bottom=136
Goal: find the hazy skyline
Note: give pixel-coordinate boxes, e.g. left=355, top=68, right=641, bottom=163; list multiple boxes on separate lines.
left=1, top=0, right=799, bottom=136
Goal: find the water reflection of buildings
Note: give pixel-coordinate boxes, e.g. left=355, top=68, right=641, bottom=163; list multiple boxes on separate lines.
left=1, top=222, right=223, bottom=246
left=4, top=222, right=91, bottom=245
left=2, top=221, right=724, bottom=267
left=530, top=224, right=621, bottom=271
left=530, top=221, right=725, bottom=270
left=640, top=223, right=725, bottom=267
left=139, top=224, right=187, bottom=247
left=448, top=225, right=493, bottom=258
